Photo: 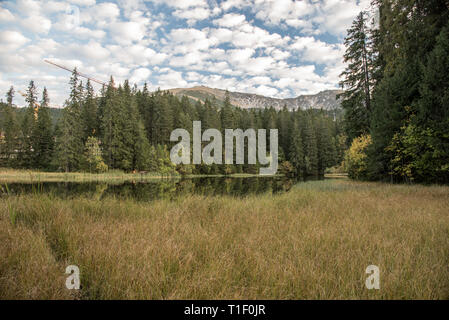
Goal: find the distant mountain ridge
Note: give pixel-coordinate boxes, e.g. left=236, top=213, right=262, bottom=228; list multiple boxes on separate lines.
left=168, top=86, right=343, bottom=111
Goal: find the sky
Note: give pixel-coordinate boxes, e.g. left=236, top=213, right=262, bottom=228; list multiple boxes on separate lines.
left=0, top=0, right=371, bottom=107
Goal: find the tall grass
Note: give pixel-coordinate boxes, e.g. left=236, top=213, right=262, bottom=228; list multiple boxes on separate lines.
left=0, top=179, right=448, bottom=299
left=0, top=168, right=179, bottom=183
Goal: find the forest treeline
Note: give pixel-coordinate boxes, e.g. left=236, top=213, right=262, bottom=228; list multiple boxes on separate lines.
left=340, top=0, right=449, bottom=184
left=0, top=72, right=345, bottom=177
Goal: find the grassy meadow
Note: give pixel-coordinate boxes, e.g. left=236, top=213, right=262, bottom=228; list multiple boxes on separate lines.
left=0, top=168, right=179, bottom=183
left=0, top=178, right=448, bottom=299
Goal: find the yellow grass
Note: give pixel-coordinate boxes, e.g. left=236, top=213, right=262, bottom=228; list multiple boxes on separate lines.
left=0, top=168, right=178, bottom=183
left=0, top=179, right=448, bottom=299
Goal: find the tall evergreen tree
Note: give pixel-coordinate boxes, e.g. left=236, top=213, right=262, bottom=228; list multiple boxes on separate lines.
left=302, top=115, right=318, bottom=176
left=55, top=69, right=85, bottom=172
left=289, top=118, right=304, bottom=177
left=339, top=11, right=375, bottom=141
left=220, top=91, right=235, bottom=130
left=81, top=79, right=98, bottom=141
left=0, top=86, right=20, bottom=167
left=6, top=86, right=14, bottom=106
left=33, top=88, right=54, bottom=169
left=315, top=115, right=337, bottom=175
left=19, top=80, right=38, bottom=168
left=369, top=0, right=449, bottom=182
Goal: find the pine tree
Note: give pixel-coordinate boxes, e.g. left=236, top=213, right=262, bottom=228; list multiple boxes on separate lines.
left=220, top=91, right=235, bottom=130
left=33, top=88, right=54, bottom=169
left=289, top=118, right=304, bottom=177
left=55, top=69, right=85, bottom=172
left=100, top=77, right=122, bottom=169
left=278, top=105, right=292, bottom=158
left=0, top=86, right=20, bottom=167
left=339, top=11, right=375, bottom=141
left=81, top=80, right=98, bottom=141
left=6, top=86, right=14, bottom=106
left=369, top=0, right=449, bottom=181
left=315, top=115, right=336, bottom=175
left=413, top=22, right=449, bottom=182
left=303, top=115, right=318, bottom=176
left=122, top=80, right=154, bottom=171
left=19, top=80, right=38, bottom=168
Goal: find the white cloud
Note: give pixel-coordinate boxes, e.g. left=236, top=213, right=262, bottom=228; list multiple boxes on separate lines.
left=45, top=1, right=71, bottom=13
left=168, top=28, right=217, bottom=53
left=158, top=69, right=188, bottom=88
left=68, top=0, right=97, bottom=5
left=0, top=31, right=30, bottom=53
left=251, top=85, right=279, bottom=97
left=109, top=21, right=147, bottom=44
left=250, top=0, right=371, bottom=37
left=209, top=28, right=234, bottom=43
left=220, top=0, right=246, bottom=11
left=317, top=0, right=371, bottom=36
left=226, top=48, right=254, bottom=64
left=21, top=15, right=52, bottom=34
left=0, top=7, right=15, bottom=21
left=173, top=7, right=210, bottom=25
left=290, top=36, right=344, bottom=65
left=130, top=67, right=151, bottom=84
left=107, top=44, right=167, bottom=67
left=15, top=0, right=42, bottom=16
left=214, top=13, right=246, bottom=28
left=58, top=41, right=110, bottom=62
left=84, top=2, right=120, bottom=27
left=149, top=0, right=208, bottom=9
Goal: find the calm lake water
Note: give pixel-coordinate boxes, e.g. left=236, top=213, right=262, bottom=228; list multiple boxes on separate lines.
left=0, top=176, right=320, bottom=201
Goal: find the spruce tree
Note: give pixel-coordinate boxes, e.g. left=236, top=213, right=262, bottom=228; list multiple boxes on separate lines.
left=289, top=118, right=304, bottom=177
left=315, top=115, right=336, bottom=175
left=1, top=86, right=20, bottom=167
left=100, top=77, right=121, bottom=169
left=19, top=80, right=38, bottom=168
left=369, top=0, right=449, bottom=181
left=55, top=69, right=85, bottom=172
left=338, top=11, right=375, bottom=141
left=33, top=88, right=54, bottom=169
left=303, top=115, right=318, bottom=176
left=81, top=80, right=98, bottom=141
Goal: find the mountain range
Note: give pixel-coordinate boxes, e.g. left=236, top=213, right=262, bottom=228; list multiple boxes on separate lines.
left=168, top=86, right=343, bottom=111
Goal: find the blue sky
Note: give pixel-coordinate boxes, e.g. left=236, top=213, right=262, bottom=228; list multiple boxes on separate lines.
left=0, top=0, right=371, bottom=107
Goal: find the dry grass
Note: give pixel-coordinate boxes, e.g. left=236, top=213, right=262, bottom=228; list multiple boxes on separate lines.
left=0, top=179, right=448, bottom=299
left=0, top=168, right=178, bottom=183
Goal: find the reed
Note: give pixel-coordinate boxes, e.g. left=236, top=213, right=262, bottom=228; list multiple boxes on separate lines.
left=0, top=179, right=448, bottom=299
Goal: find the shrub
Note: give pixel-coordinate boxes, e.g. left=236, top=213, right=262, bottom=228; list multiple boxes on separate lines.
left=345, top=134, right=372, bottom=180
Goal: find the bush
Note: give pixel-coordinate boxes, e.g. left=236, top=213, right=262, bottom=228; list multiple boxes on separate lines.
left=345, top=134, right=372, bottom=180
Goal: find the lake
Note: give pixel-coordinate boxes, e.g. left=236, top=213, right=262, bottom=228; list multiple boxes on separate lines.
left=0, top=176, right=316, bottom=201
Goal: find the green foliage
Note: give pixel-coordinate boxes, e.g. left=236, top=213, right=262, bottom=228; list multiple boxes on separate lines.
left=279, top=160, right=295, bottom=178
left=303, top=116, right=318, bottom=176
left=288, top=119, right=304, bottom=176
left=387, top=118, right=449, bottom=184
left=338, top=11, right=375, bottom=141
left=33, top=88, right=54, bottom=170
left=54, top=70, right=84, bottom=172
left=345, top=134, right=372, bottom=180
left=84, top=136, right=108, bottom=173
left=0, top=90, right=20, bottom=167
left=341, top=0, right=449, bottom=184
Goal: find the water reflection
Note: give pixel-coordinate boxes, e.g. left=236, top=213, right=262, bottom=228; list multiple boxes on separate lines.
left=1, top=176, right=298, bottom=202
